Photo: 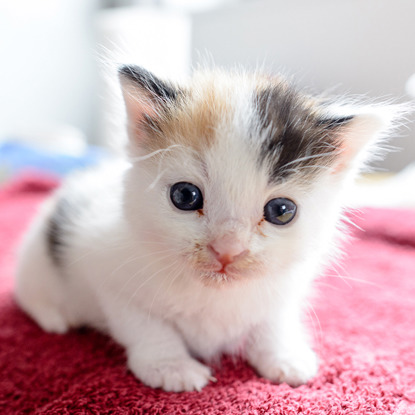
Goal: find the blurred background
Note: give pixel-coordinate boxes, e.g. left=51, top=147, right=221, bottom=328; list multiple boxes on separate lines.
left=1, top=0, right=414, bottom=204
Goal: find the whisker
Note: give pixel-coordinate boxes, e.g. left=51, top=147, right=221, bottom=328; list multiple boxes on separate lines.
left=323, top=273, right=378, bottom=287
left=305, top=301, right=323, bottom=347
left=129, top=144, right=184, bottom=163
left=147, top=260, right=184, bottom=321
left=123, top=257, right=179, bottom=309
left=110, top=251, right=177, bottom=300
left=137, top=230, right=188, bottom=243
left=282, top=164, right=331, bottom=175
left=65, top=240, right=131, bottom=267
left=110, top=248, right=177, bottom=277
left=280, top=151, right=342, bottom=169
left=147, top=168, right=167, bottom=191
left=341, top=215, right=365, bottom=232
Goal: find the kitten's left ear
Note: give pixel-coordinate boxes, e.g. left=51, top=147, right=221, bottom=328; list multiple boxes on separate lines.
left=322, top=105, right=402, bottom=175
left=118, top=65, right=179, bottom=139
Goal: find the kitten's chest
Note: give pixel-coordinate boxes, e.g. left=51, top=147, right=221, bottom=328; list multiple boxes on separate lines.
left=168, top=286, right=271, bottom=360
left=173, top=310, right=248, bottom=360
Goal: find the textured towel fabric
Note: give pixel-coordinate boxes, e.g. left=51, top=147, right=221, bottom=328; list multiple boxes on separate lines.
left=1, top=176, right=415, bottom=415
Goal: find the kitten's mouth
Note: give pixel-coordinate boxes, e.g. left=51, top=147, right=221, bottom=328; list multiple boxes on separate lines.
left=197, top=264, right=242, bottom=285
left=207, top=261, right=235, bottom=275
left=217, top=266, right=227, bottom=274
left=186, top=250, right=260, bottom=284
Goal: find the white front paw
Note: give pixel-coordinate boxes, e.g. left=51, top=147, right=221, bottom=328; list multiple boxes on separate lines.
left=128, top=355, right=214, bottom=392
left=251, top=347, right=318, bottom=387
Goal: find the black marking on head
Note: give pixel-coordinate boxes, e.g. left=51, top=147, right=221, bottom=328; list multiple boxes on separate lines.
left=47, top=197, right=71, bottom=266
left=316, top=115, right=354, bottom=129
left=119, top=65, right=179, bottom=101
left=256, top=84, right=353, bottom=183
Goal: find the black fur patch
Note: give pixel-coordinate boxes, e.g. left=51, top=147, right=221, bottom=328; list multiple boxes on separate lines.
left=47, top=198, right=71, bottom=266
left=256, top=85, right=353, bottom=183
left=119, top=65, right=179, bottom=101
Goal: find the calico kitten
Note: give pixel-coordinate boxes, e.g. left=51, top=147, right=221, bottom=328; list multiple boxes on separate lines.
left=16, top=66, right=398, bottom=392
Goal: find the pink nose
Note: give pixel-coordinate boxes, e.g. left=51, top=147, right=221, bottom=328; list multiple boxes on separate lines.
left=208, top=237, right=248, bottom=266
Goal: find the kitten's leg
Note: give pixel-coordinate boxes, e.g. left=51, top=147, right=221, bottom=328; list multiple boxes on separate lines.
left=104, top=304, right=213, bottom=392
left=15, top=199, right=69, bottom=334
left=245, top=306, right=318, bottom=387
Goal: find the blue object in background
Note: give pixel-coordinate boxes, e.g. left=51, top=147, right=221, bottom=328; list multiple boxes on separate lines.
left=0, top=141, right=108, bottom=177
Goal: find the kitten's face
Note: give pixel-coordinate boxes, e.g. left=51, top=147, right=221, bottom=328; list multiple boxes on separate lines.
left=125, top=143, right=337, bottom=286
left=120, top=67, right=389, bottom=286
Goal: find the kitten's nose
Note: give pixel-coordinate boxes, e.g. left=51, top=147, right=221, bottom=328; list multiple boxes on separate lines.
left=208, top=237, right=248, bottom=266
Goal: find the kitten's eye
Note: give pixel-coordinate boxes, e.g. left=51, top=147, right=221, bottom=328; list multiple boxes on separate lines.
left=264, top=198, right=297, bottom=225
left=170, top=182, right=203, bottom=211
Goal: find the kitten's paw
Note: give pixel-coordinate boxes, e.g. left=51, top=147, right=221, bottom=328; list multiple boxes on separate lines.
left=251, top=347, right=318, bottom=387
left=129, top=356, right=213, bottom=392
left=26, top=305, right=69, bottom=334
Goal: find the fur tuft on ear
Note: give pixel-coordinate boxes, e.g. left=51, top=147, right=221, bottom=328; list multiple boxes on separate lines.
left=326, top=103, right=411, bottom=175
left=118, top=65, right=180, bottom=142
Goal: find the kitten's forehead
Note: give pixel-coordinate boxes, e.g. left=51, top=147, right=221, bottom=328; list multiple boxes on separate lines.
left=148, top=72, right=237, bottom=152
left=202, top=122, right=269, bottom=221
left=148, top=70, right=349, bottom=185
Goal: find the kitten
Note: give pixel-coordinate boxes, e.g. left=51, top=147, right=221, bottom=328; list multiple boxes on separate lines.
left=16, top=65, right=398, bottom=392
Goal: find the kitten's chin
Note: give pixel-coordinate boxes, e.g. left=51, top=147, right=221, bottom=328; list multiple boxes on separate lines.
left=198, top=270, right=240, bottom=287
left=195, top=266, right=258, bottom=287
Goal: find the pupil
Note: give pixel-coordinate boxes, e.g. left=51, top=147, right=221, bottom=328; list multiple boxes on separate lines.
left=181, top=188, right=195, bottom=204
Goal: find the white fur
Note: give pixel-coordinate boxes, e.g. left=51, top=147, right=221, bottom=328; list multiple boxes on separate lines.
left=15, top=71, right=398, bottom=392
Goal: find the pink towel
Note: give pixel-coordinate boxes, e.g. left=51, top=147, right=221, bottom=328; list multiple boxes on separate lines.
left=1, top=175, right=415, bottom=414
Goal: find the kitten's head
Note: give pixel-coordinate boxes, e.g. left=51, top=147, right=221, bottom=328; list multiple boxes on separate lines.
left=119, top=65, right=398, bottom=287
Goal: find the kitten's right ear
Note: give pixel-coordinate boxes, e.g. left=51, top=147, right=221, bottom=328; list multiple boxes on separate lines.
left=118, top=65, right=179, bottom=139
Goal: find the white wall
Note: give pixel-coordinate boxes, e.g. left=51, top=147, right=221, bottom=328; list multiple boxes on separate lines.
left=0, top=0, right=99, bottom=143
